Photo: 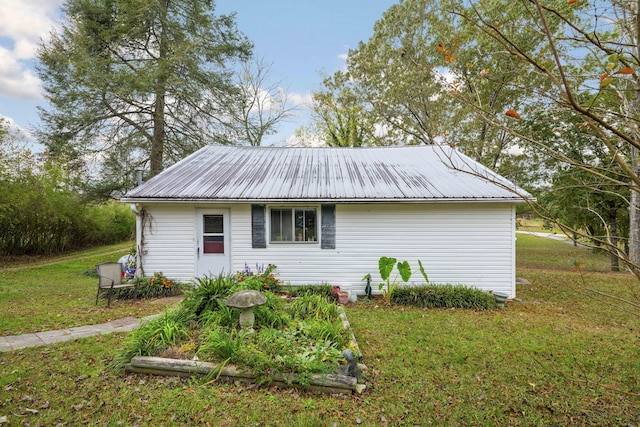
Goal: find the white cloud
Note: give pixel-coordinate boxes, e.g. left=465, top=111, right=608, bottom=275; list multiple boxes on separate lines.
left=288, top=92, right=313, bottom=109
left=0, top=45, right=42, bottom=99
left=0, top=0, right=63, bottom=100
left=337, top=53, right=349, bottom=61
left=0, top=113, right=37, bottom=145
left=0, top=0, right=63, bottom=54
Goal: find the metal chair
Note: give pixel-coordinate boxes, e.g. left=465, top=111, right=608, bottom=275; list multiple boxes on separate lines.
left=95, top=262, right=138, bottom=307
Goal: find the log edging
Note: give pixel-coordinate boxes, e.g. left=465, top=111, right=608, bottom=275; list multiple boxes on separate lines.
left=125, top=356, right=362, bottom=394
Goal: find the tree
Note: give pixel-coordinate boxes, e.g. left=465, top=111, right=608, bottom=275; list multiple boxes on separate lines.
left=318, top=0, right=560, bottom=176
left=37, top=0, right=252, bottom=182
left=311, top=72, right=388, bottom=147
left=232, top=57, right=294, bottom=146
left=342, top=0, right=640, bottom=277
left=527, top=107, right=630, bottom=271
left=442, top=0, right=640, bottom=276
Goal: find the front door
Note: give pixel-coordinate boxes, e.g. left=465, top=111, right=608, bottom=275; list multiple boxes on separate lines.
left=196, top=209, right=231, bottom=277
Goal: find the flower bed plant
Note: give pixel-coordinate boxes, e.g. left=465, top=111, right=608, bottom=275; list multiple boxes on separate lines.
left=115, top=265, right=359, bottom=389
left=105, top=271, right=186, bottom=301
left=390, top=284, right=497, bottom=309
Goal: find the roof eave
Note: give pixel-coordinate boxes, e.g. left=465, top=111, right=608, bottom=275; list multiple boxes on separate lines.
left=120, top=196, right=530, bottom=204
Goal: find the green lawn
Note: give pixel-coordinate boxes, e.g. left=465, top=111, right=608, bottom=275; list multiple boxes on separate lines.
left=1, top=236, right=639, bottom=425
left=0, top=242, right=180, bottom=335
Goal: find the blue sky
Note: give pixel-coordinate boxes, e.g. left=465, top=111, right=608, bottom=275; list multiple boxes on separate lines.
left=0, top=0, right=397, bottom=148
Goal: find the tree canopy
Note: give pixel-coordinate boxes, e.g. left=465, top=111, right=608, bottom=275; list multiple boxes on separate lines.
left=312, top=0, right=640, bottom=275
left=37, top=0, right=252, bottom=187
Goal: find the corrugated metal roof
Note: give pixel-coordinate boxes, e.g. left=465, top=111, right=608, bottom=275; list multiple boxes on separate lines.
left=122, top=145, right=529, bottom=203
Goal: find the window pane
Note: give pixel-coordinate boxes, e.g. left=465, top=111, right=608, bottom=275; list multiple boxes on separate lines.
left=270, top=209, right=293, bottom=241
left=204, top=215, right=223, bottom=234
left=295, top=209, right=305, bottom=241
left=304, top=209, right=317, bottom=242
left=203, top=235, right=224, bottom=254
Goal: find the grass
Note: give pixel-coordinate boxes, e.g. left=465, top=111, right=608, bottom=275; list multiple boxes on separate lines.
left=0, top=241, right=180, bottom=335
left=516, top=217, right=564, bottom=234
left=1, top=236, right=640, bottom=425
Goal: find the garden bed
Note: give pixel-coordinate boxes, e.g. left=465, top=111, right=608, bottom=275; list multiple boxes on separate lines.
left=115, top=269, right=366, bottom=394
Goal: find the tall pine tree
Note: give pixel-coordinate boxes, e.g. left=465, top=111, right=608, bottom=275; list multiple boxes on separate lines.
left=37, top=0, right=252, bottom=190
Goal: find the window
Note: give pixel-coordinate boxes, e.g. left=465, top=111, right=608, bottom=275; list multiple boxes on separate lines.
left=202, top=214, right=224, bottom=253
left=270, top=208, right=317, bottom=242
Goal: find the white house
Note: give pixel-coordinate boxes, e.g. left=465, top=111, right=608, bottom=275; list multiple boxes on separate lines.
left=121, top=145, right=529, bottom=298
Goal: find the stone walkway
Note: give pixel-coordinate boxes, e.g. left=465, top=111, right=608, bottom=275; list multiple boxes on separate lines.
left=0, top=315, right=159, bottom=352
left=0, top=293, right=184, bottom=352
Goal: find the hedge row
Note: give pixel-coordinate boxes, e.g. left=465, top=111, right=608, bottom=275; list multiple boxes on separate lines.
left=0, top=175, right=134, bottom=256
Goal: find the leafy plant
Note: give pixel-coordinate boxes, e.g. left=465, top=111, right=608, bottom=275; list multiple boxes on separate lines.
left=198, top=327, right=247, bottom=360
left=391, top=284, right=497, bottom=309
left=287, top=284, right=336, bottom=300
left=199, top=304, right=238, bottom=328
left=233, top=263, right=279, bottom=292
left=110, top=275, right=185, bottom=300
left=253, top=292, right=291, bottom=329
left=378, top=256, right=406, bottom=302
left=114, top=306, right=194, bottom=368
left=377, top=257, right=430, bottom=302
left=288, top=294, right=339, bottom=321
left=182, top=274, right=234, bottom=317
left=299, top=319, right=349, bottom=347
left=417, top=259, right=430, bottom=283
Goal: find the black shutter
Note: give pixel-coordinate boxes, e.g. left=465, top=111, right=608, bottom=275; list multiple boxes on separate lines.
left=251, top=204, right=266, bottom=248
left=321, top=204, right=336, bottom=249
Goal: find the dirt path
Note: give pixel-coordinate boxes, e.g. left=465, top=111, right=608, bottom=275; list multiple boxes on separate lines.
left=0, top=248, right=129, bottom=272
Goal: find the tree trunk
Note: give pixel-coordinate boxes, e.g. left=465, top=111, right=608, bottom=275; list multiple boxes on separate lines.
left=609, top=216, right=619, bottom=272
left=150, top=92, right=165, bottom=176
left=629, top=0, right=640, bottom=275
left=629, top=174, right=640, bottom=275
left=149, top=0, right=169, bottom=177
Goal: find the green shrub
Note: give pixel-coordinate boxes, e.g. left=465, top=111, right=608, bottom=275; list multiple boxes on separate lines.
left=298, top=319, right=350, bottom=347
left=391, top=284, right=497, bottom=309
left=198, top=327, right=246, bottom=361
left=108, top=272, right=185, bottom=301
left=199, top=305, right=238, bottom=328
left=253, top=292, right=291, bottom=329
left=114, top=307, right=194, bottom=367
left=287, top=284, right=336, bottom=300
left=229, top=327, right=340, bottom=385
left=233, top=263, right=279, bottom=292
left=113, top=278, right=352, bottom=388
left=182, top=274, right=235, bottom=317
left=0, top=173, right=134, bottom=256
left=288, top=294, right=339, bottom=321
left=81, top=200, right=135, bottom=246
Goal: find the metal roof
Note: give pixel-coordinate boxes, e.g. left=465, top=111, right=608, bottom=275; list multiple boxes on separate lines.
left=122, top=145, right=529, bottom=203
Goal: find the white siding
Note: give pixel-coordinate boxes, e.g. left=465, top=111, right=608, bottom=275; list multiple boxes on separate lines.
left=232, top=203, right=516, bottom=298
left=140, top=202, right=516, bottom=297
left=139, top=204, right=196, bottom=282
